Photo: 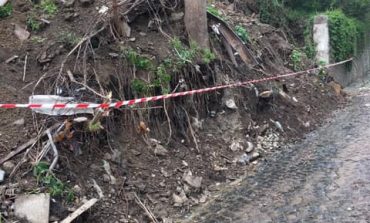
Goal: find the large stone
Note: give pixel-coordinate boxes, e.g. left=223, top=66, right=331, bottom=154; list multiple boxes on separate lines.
left=182, top=171, right=202, bottom=188
left=14, top=194, right=50, bottom=223
left=0, top=169, right=5, bottom=183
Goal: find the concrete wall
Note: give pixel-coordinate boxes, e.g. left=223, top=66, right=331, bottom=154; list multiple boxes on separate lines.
left=329, top=37, right=370, bottom=86
left=313, top=15, right=370, bottom=86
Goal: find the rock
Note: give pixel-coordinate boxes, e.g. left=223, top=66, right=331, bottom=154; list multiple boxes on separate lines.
left=109, top=53, right=120, bottom=58
left=245, top=142, right=254, bottom=153
left=14, top=194, right=50, bottom=223
left=230, top=141, right=243, bottom=152
left=13, top=118, right=25, bottom=126
left=154, top=144, right=168, bottom=157
left=63, top=0, right=75, bottom=7
left=172, top=190, right=187, bottom=206
left=2, top=161, right=15, bottom=173
left=236, top=153, right=250, bottom=165
left=79, top=0, right=94, bottom=6
left=270, top=119, right=284, bottom=132
left=163, top=218, right=173, bottom=223
left=182, top=171, right=202, bottom=188
left=259, top=90, right=273, bottom=98
left=64, top=12, right=78, bottom=21
left=225, top=98, right=238, bottom=110
left=170, top=12, right=184, bottom=21
left=14, top=24, right=30, bottom=41
left=251, top=152, right=260, bottom=161
left=0, top=169, right=5, bottom=183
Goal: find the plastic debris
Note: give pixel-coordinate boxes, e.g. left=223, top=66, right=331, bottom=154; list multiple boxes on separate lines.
left=29, top=95, right=94, bottom=116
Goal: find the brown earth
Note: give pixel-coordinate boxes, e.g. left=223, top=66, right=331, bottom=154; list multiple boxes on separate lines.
left=0, top=1, right=345, bottom=222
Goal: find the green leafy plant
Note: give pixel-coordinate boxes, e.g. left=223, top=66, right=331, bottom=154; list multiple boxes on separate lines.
left=33, top=162, right=74, bottom=201
left=59, top=31, right=80, bottom=48
left=326, top=10, right=359, bottom=62
left=207, top=5, right=221, bottom=18
left=171, top=38, right=198, bottom=64
left=40, top=0, right=58, bottom=15
left=131, top=78, right=150, bottom=95
left=27, top=16, right=42, bottom=31
left=290, top=49, right=303, bottom=71
left=235, top=25, right=249, bottom=43
left=201, top=48, right=216, bottom=64
left=154, top=64, right=172, bottom=94
left=125, top=49, right=153, bottom=70
left=0, top=3, right=12, bottom=18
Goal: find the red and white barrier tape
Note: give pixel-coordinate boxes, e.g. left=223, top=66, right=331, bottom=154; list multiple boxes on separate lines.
left=0, top=59, right=352, bottom=109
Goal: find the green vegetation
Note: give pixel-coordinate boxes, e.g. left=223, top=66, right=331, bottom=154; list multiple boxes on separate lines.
left=0, top=3, right=12, bottom=18
left=207, top=5, right=221, bottom=18
left=128, top=38, right=216, bottom=96
left=40, top=0, right=58, bottom=15
left=235, top=25, right=249, bottom=43
left=257, top=0, right=369, bottom=63
left=125, top=49, right=153, bottom=70
left=171, top=38, right=216, bottom=65
left=58, top=31, right=80, bottom=48
left=327, top=10, right=359, bottom=61
left=33, top=162, right=74, bottom=202
left=27, top=16, right=42, bottom=31
left=290, top=49, right=303, bottom=71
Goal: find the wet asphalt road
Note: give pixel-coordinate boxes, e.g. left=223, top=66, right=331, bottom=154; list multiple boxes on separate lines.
left=182, top=81, right=370, bottom=223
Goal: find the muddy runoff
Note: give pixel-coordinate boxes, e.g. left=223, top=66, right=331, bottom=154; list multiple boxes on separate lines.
left=179, top=81, right=370, bottom=223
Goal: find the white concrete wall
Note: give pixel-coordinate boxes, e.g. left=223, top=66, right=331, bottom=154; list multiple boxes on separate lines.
left=313, top=15, right=330, bottom=64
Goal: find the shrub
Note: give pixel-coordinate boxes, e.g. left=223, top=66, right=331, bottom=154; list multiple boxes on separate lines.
left=326, top=10, right=359, bottom=61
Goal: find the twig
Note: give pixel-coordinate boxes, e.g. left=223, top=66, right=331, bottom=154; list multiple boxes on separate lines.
left=163, top=99, right=172, bottom=145
left=46, top=129, right=59, bottom=171
left=134, top=193, right=159, bottom=223
left=182, top=106, right=200, bottom=153
left=92, top=179, right=104, bottom=199
left=23, top=53, right=28, bottom=82
left=61, top=198, right=99, bottom=223
left=0, top=123, right=61, bottom=165
left=67, top=70, right=107, bottom=99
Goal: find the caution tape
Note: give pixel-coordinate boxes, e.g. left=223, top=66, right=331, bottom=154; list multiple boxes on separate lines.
left=0, top=59, right=353, bottom=110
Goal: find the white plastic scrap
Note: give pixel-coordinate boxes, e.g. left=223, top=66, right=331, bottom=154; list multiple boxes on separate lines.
left=29, top=95, right=94, bottom=116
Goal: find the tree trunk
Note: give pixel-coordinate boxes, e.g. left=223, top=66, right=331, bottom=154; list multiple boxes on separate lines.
left=184, top=0, right=210, bottom=49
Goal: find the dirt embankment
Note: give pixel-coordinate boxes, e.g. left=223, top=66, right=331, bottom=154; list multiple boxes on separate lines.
left=0, top=1, right=345, bottom=222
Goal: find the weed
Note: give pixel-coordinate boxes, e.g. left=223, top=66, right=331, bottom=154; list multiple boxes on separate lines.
left=0, top=3, right=12, bottom=18
left=40, top=0, right=58, bottom=15
left=131, top=79, right=150, bottom=95
left=125, top=49, right=153, bottom=70
left=27, top=16, right=42, bottom=31
left=201, top=48, right=216, bottom=64
left=154, top=64, right=172, bottom=94
left=59, top=31, right=80, bottom=48
left=207, top=5, right=221, bottom=18
left=31, top=36, right=47, bottom=43
left=290, top=49, right=303, bottom=71
left=326, top=10, right=359, bottom=61
left=33, top=162, right=74, bottom=200
left=235, top=25, right=249, bottom=43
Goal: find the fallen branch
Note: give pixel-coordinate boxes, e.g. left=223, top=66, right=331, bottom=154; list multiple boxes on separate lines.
left=0, top=123, right=61, bottom=165
left=23, top=53, right=28, bottom=82
left=134, top=193, right=159, bottom=223
left=60, top=198, right=99, bottom=223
